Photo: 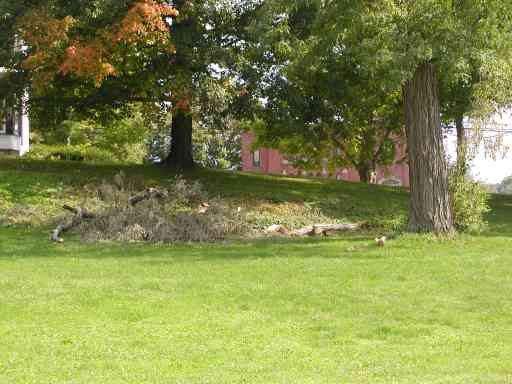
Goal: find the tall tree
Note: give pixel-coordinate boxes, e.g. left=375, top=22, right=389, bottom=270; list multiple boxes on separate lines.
left=6, top=0, right=180, bottom=135
left=240, top=1, right=405, bottom=182
left=315, top=0, right=512, bottom=233
left=6, top=0, right=261, bottom=169
left=163, top=0, right=194, bottom=168
left=161, top=0, right=264, bottom=169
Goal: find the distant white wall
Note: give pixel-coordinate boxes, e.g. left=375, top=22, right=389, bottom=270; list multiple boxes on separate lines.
left=20, top=111, right=30, bottom=155
left=0, top=135, right=20, bottom=152
left=0, top=100, right=30, bottom=156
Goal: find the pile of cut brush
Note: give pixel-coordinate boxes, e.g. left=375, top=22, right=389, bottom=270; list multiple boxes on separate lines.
left=51, top=173, right=248, bottom=244
left=50, top=172, right=366, bottom=244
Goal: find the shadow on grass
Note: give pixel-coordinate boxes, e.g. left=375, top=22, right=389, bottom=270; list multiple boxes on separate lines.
left=480, top=194, right=512, bottom=238
left=0, top=227, right=392, bottom=262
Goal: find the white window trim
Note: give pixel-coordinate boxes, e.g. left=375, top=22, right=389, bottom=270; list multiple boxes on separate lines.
left=252, top=149, right=261, bottom=167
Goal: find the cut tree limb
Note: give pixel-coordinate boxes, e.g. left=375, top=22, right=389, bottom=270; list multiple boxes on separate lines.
left=51, top=187, right=169, bottom=242
left=312, top=223, right=361, bottom=235
left=290, top=226, right=314, bottom=236
left=265, top=224, right=288, bottom=234
left=128, top=188, right=168, bottom=206
left=51, top=205, right=95, bottom=243
left=266, top=223, right=363, bottom=237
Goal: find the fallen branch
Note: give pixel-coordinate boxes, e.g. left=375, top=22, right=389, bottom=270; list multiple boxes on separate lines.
left=264, top=224, right=288, bottom=235
left=266, top=222, right=363, bottom=237
left=51, top=205, right=95, bottom=243
left=289, top=226, right=314, bottom=236
left=128, top=188, right=168, bottom=206
left=311, top=223, right=361, bottom=236
left=51, top=187, right=169, bottom=242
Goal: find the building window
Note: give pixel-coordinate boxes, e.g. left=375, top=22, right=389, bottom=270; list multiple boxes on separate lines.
left=1, top=105, right=17, bottom=135
left=5, top=110, right=15, bottom=135
left=252, top=150, right=261, bottom=167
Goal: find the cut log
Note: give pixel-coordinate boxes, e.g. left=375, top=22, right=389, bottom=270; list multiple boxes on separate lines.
left=313, top=223, right=360, bottom=234
left=51, top=205, right=95, bottom=243
left=290, top=226, right=314, bottom=236
left=198, top=202, right=211, bottom=214
left=128, top=188, right=168, bottom=206
left=265, top=224, right=288, bottom=234
left=291, top=223, right=362, bottom=237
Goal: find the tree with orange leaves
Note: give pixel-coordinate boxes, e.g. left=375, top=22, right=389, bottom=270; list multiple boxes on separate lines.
left=17, top=1, right=178, bottom=90
left=4, top=0, right=262, bottom=169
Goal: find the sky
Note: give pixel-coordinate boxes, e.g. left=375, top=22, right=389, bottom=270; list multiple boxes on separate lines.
left=444, top=111, right=512, bottom=184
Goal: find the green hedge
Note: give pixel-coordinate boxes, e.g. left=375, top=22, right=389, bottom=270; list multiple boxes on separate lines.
left=26, top=144, right=116, bottom=163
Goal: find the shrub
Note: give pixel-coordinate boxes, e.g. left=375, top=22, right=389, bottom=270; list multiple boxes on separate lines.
left=26, top=144, right=116, bottom=163
left=449, top=171, right=490, bottom=233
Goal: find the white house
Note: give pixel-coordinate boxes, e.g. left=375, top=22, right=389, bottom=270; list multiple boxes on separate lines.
left=0, top=68, right=30, bottom=156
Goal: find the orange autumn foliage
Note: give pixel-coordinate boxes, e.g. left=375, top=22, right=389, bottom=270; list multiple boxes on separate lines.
left=116, top=0, right=179, bottom=43
left=18, top=0, right=178, bottom=92
left=18, top=10, right=75, bottom=51
left=59, top=43, right=114, bottom=87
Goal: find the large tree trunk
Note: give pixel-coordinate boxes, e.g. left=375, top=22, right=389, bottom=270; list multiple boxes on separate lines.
left=162, top=108, right=194, bottom=169
left=357, top=165, right=371, bottom=183
left=161, top=0, right=195, bottom=170
left=404, top=62, right=453, bottom=233
left=455, top=115, right=467, bottom=175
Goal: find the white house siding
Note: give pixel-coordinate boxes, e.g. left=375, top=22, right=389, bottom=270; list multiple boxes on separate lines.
left=20, top=110, right=30, bottom=155
left=0, top=67, right=30, bottom=156
left=0, top=103, right=30, bottom=156
left=0, top=135, right=21, bottom=152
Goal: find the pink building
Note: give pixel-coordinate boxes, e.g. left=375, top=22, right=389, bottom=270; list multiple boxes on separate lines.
left=241, top=132, right=410, bottom=187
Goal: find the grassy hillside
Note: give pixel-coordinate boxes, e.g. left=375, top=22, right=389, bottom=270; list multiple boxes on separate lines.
left=1, top=158, right=512, bottom=383
left=0, top=158, right=410, bottom=231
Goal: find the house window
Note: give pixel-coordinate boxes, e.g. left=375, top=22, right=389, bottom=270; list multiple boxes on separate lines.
left=5, top=110, right=15, bottom=135
left=1, top=105, right=17, bottom=135
left=252, top=150, right=261, bottom=167
left=0, top=103, right=5, bottom=134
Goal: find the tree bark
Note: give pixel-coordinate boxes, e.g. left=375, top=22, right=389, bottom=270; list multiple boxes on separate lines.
left=358, top=166, right=370, bottom=183
left=162, top=108, right=195, bottom=169
left=455, top=115, right=467, bottom=175
left=404, top=62, right=453, bottom=233
left=161, top=0, right=195, bottom=170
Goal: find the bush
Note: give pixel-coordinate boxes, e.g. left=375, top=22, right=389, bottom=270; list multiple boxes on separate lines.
left=449, top=171, right=490, bottom=232
left=26, top=144, right=116, bottom=163
left=79, top=175, right=248, bottom=243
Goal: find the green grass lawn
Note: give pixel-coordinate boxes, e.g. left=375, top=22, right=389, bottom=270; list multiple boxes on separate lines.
left=1, top=158, right=512, bottom=383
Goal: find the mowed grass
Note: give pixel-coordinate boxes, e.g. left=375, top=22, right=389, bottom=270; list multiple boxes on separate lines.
left=1, top=158, right=512, bottom=383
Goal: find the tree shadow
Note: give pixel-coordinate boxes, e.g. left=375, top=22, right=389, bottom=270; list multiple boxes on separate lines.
left=0, top=227, right=391, bottom=262
left=478, top=194, right=512, bottom=238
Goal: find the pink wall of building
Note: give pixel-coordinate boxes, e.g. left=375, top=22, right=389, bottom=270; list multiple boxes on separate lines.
left=241, top=132, right=410, bottom=187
